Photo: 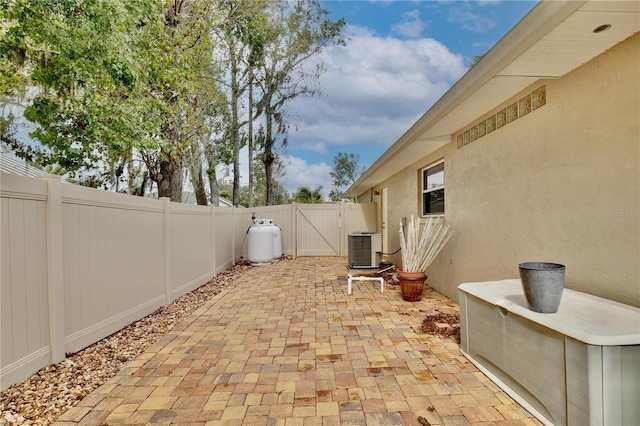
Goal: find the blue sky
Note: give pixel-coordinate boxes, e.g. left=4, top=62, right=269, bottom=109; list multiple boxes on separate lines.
left=274, top=0, right=537, bottom=197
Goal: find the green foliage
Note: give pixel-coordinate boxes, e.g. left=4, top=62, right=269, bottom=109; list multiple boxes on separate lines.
left=218, top=173, right=289, bottom=208
left=239, top=152, right=289, bottom=207
left=1, top=0, right=223, bottom=200
left=329, top=152, right=361, bottom=201
left=470, top=53, right=486, bottom=68
left=0, top=108, right=17, bottom=147
left=291, top=186, right=323, bottom=204
left=2, top=1, right=156, bottom=168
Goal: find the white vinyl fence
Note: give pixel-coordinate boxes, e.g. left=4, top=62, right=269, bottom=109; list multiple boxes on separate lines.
left=0, top=173, right=376, bottom=390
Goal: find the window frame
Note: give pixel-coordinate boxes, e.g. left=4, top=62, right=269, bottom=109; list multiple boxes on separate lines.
left=421, top=160, right=445, bottom=217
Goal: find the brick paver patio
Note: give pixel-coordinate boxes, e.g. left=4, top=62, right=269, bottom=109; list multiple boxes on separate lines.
left=53, top=257, right=540, bottom=425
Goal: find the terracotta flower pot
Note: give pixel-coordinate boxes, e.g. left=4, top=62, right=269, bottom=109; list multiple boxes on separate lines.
left=398, top=271, right=427, bottom=302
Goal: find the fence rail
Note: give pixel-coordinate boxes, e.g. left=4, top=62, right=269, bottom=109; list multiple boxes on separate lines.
left=0, top=173, right=376, bottom=390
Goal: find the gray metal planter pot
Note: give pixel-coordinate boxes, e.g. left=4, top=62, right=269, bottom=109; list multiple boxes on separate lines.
left=518, top=262, right=566, bottom=313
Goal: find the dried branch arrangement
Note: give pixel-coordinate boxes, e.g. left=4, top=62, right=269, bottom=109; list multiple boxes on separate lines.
left=399, top=216, right=453, bottom=272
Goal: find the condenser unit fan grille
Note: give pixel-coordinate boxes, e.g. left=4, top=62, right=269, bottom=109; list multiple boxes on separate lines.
left=348, top=233, right=382, bottom=268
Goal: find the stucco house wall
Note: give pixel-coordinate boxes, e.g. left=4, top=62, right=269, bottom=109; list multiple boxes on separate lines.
left=367, top=32, right=639, bottom=307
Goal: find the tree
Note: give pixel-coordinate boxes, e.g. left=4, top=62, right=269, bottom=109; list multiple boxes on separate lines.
left=186, top=141, right=208, bottom=206
left=292, top=186, right=323, bottom=204
left=211, top=0, right=270, bottom=207
left=1, top=0, right=223, bottom=202
left=250, top=151, right=289, bottom=206
left=130, top=1, right=222, bottom=202
left=225, top=143, right=290, bottom=207
left=217, top=167, right=289, bottom=208
left=255, top=0, right=345, bottom=205
left=2, top=0, right=346, bottom=207
left=329, top=152, right=362, bottom=201
left=1, top=0, right=149, bottom=172
left=203, top=129, right=233, bottom=206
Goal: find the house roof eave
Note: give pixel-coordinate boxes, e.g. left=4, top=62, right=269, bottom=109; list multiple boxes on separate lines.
left=346, top=0, right=639, bottom=198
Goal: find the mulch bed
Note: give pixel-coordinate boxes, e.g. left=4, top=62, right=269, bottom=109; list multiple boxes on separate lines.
left=420, top=311, right=461, bottom=343
left=0, top=263, right=251, bottom=425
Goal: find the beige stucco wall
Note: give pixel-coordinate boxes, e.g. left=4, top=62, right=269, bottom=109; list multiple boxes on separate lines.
left=372, top=32, right=639, bottom=307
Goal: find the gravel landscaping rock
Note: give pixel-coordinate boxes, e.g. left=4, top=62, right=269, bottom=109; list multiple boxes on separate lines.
left=0, top=262, right=251, bottom=425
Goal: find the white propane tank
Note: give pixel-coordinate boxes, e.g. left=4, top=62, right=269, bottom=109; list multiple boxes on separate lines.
left=248, top=219, right=281, bottom=265
left=272, top=222, right=282, bottom=260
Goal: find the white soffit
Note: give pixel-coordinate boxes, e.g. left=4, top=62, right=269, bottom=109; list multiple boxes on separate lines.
left=499, top=5, right=640, bottom=78
left=418, top=1, right=640, bottom=146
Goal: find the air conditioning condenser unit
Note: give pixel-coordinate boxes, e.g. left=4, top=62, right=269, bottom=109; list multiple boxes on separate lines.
left=348, top=232, right=382, bottom=268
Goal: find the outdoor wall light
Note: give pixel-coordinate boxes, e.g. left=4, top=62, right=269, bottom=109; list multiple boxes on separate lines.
left=593, top=24, right=611, bottom=33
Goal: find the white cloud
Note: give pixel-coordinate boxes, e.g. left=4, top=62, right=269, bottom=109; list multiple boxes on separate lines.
left=280, top=155, right=333, bottom=198
left=446, top=3, right=498, bottom=33
left=225, top=24, right=467, bottom=201
left=391, top=9, right=427, bottom=39
left=286, top=24, right=466, bottom=154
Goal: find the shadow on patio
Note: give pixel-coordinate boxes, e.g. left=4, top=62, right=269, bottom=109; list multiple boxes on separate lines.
left=53, top=257, right=540, bottom=426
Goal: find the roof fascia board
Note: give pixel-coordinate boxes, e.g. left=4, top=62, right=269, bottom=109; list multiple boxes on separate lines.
left=347, top=0, right=586, bottom=197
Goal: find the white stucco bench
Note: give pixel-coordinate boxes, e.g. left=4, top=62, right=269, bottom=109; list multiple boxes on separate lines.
left=458, top=279, right=640, bottom=426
